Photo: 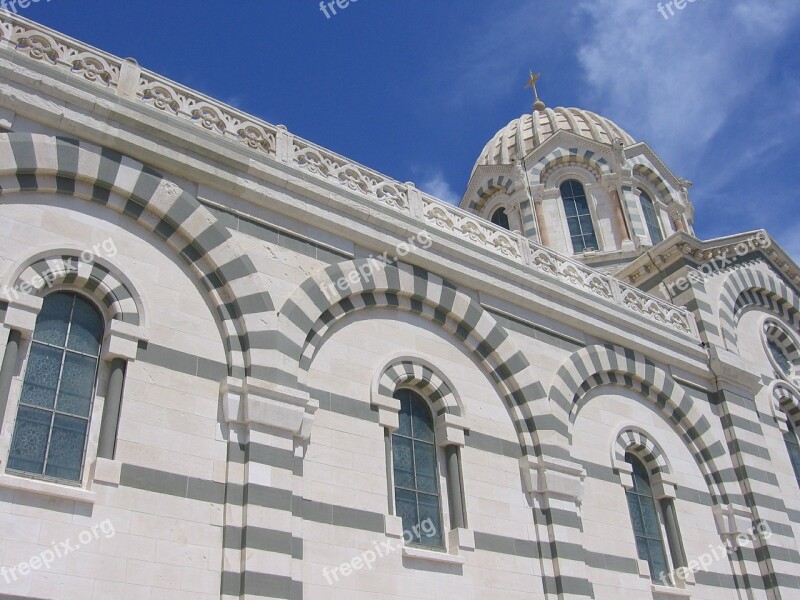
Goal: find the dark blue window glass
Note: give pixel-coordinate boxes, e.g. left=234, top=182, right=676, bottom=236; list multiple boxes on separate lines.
left=8, top=293, right=103, bottom=482
left=392, top=389, right=443, bottom=547
left=490, top=208, right=510, bottom=230
left=786, top=422, right=800, bottom=488
left=768, top=339, right=792, bottom=377
left=560, top=180, right=598, bottom=253
left=640, top=191, right=664, bottom=244
left=625, top=453, right=670, bottom=582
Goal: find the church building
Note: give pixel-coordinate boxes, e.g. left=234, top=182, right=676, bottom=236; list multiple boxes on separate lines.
left=0, top=12, right=798, bottom=600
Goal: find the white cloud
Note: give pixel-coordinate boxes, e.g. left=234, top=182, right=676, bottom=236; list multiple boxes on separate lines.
left=574, top=0, right=800, bottom=165
left=418, top=171, right=460, bottom=205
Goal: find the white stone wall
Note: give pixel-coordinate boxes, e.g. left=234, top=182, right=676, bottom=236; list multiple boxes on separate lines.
left=0, top=15, right=797, bottom=598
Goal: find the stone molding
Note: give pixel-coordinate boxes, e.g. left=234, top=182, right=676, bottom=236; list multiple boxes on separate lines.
left=0, top=11, right=699, bottom=340
left=220, top=377, right=317, bottom=440
left=519, top=455, right=586, bottom=503
left=0, top=293, right=43, bottom=338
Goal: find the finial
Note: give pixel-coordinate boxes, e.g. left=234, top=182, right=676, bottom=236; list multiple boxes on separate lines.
left=525, top=70, right=546, bottom=111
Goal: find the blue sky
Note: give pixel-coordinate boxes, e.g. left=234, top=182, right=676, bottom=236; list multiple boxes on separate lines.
left=16, top=1, right=800, bottom=258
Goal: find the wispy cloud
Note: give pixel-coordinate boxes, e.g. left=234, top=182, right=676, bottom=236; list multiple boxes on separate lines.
left=418, top=170, right=460, bottom=205
left=574, top=0, right=800, bottom=165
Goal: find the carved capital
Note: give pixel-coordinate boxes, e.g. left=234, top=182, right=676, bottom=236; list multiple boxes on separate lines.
left=435, top=413, right=468, bottom=448
left=372, top=393, right=401, bottom=430
left=1, top=292, right=43, bottom=338
left=101, top=319, right=148, bottom=362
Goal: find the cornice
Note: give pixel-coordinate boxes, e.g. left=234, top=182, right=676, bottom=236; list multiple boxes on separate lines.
left=0, top=12, right=707, bottom=370
left=619, top=230, right=800, bottom=293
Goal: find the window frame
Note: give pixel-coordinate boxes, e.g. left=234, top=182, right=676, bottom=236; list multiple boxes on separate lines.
left=489, top=207, right=511, bottom=230
left=624, top=452, right=672, bottom=583
left=761, top=318, right=800, bottom=387
left=5, top=291, right=105, bottom=487
left=559, top=179, right=599, bottom=254
left=786, top=420, right=800, bottom=488
left=639, top=190, right=664, bottom=245
left=390, top=387, right=446, bottom=549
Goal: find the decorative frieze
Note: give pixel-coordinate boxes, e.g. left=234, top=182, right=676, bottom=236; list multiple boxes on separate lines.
left=0, top=11, right=698, bottom=339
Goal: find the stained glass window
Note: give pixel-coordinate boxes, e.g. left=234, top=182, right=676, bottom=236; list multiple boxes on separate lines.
left=8, top=293, right=103, bottom=482
left=640, top=191, right=664, bottom=245
left=560, top=180, right=598, bottom=253
left=625, top=453, right=670, bottom=582
left=786, top=421, right=800, bottom=488
left=490, top=208, right=510, bottom=230
left=768, top=339, right=792, bottom=377
left=392, top=389, right=443, bottom=547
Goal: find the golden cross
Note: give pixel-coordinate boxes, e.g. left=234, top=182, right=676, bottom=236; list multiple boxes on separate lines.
left=525, top=70, right=541, bottom=101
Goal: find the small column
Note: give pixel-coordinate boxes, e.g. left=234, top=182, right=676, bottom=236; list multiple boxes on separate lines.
left=0, top=329, right=21, bottom=425
left=445, top=445, right=465, bottom=529
left=435, top=413, right=473, bottom=551
left=384, top=429, right=395, bottom=514
left=0, top=294, right=43, bottom=426
left=669, top=204, right=687, bottom=233
left=660, top=498, right=687, bottom=570
left=97, top=358, right=126, bottom=459
left=435, top=415, right=468, bottom=530
left=650, top=476, right=689, bottom=583
left=533, top=193, right=550, bottom=247
left=96, top=320, right=146, bottom=462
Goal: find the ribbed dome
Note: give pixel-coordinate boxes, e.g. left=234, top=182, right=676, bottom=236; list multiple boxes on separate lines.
left=475, top=107, right=635, bottom=168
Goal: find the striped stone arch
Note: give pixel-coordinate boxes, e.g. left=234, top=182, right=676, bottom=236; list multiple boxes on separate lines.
left=529, top=148, right=610, bottom=183
left=465, top=174, right=516, bottom=212
left=771, top=381, right=800, bottom=427
left=718, top=266, right=800, bottom=353
left=10, top=251, right=143, bottom=326
left=376, top=357, right=462, bottom=417
left=278, top=258, right=546, bottom=457
left=763, top=318, right=800, bottom=364
left=613, top=427, right=671, bottom=477
left=0, top=132, right=274, bottom=378
left=629, top=160, right=676, bottom=202
left=549, top=344, right=733, bottom=503
left=540, top=157, right=603, bottom=187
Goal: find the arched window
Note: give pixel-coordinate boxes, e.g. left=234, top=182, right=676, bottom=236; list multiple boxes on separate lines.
left=490, top=207, right=510, bottom=230
left=640, top=191, right=664, bottom=244
left=7, top=292, right=103, bottom=482
left=560, top=180, right=598, bottom=253
left=625, top=453, right=670, bottom=581
left=786, top=421, right=800, bottom=488
left=769, top=339, right=792, bottom=377
left=392, top=389, right=443, bottom=547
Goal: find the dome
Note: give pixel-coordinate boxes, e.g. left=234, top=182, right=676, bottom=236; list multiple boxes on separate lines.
left=474, top=106, right=636, bottom=168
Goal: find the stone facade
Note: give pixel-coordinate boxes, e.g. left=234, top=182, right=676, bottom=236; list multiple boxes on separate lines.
left=0, top=12, right=798, bottom=600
